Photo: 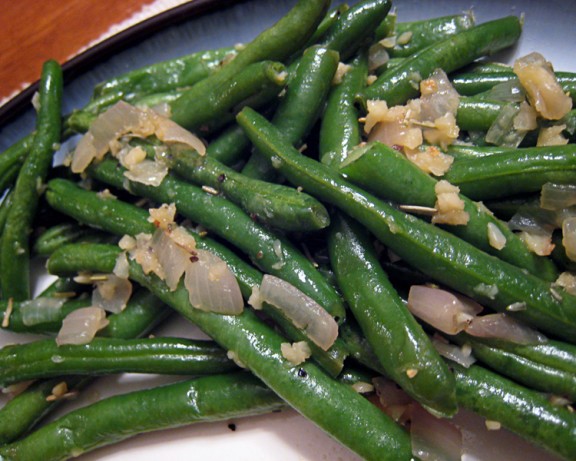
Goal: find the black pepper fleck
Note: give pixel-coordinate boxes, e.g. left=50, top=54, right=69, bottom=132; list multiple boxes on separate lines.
left=297, top=368, right=308, bottom=378
left=227, top=423, right=237, bottom=431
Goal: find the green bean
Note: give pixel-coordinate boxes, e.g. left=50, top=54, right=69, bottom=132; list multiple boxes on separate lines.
left=0, top=337, right=236, bottom=386
left=0, top=163, right=20, bottom=197
left=0, top=376, right=90, bottom=445
left=204, top=123, right=252, bottom=166
left=444, top=144, right=576, bottom=201
left=452, top=362, right=576, bottom=460
left=452, top=71, right=576, bottom=103
left=303, top=3, right=349, bottom=49
left=456, top=96, right=509, bottom=132
left=338, top=317, right=386, bottom=375
left=47, top=242, right=413, bottom=461
left=237, top=106, right=576, bottom=342
left=361, top=16, right=522, bottom=106
left=339, top=141, right=559, bottom=281
left=93, top=46, right=237, bottom=100
left=170, top=60, right=288, bottom=134
left=328, top=213, right=457, bottom=417
left=454, top=334, right=576, bottom=401
left=376, top=12, right=476, bottom=58
left=85, top=159, right=347, bottom=322
left=0, top=372, right=285, bottom=461
left=33, top=222, right=112, bottom=257
left=44, top=179, right=348, bottom=376
left=0, top=60, right=63, bottom=301
left=317, top=0, right=392, bottom=61
left=170, top=0, right=330, bottom=130
left=241, top=46, right=340, bottom=181
left=169, top=146, right=330, bottom=232
left=319, top=51, right=367, bottom=167
left=0, top=136, right=32, bottom=188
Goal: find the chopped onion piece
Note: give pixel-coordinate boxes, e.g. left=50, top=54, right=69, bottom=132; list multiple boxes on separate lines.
left=113, top=251, right=130, bottom=279
left=540, top=183, right=576, bottom=210
left=405, top=146, right=453, bottom=176
left=368, top=43, right=390, bottom=73
left=407, top=285, right=482, bottom=334
left=432, top=336, right=476, bottom=368
left=20, top=297, right=66, bottom=326
left=70, top=101, right=205, bottom=174
left=513, top=52, right=572, bottom=120
left=432, top=180, right=469, bottom=225
left=123, top=159, right=168, bottom=187
left=562, top=217, right=576, bottom=261
left=419, top=69, right=460, bottom=122
left=56, top=307, right=109, bottom=346
left=184, top=249, right=244, bottom=315
left=466, top=313, right=547, bottom=345
left=372, top=377, right=412, bottom=423
left=92, top=275, right=133, bottom=314
left=258, top=274, right=338, bottom=351
left=153, top=230, right=191, bottom=291
left=485, top=103, right=527, bottom=148
left=537, top=124, right=569, bottom=146
left=410, top=403, right=463, bottom=461
left=554, top=272, right=576, bottom=296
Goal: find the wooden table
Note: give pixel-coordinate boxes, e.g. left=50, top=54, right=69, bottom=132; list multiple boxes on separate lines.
left=0, top=0, right=186, bottom=105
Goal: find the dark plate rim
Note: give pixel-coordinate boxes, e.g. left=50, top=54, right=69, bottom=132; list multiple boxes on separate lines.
left=0, top=0, right=245, bottom=127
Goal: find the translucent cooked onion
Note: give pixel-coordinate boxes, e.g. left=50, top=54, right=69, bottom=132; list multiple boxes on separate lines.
left=466, top=313, right=547, bottom=345
left=258, top=274, right=338, bottom=351
left=407, top=285, right=482, bottom=334
left=368, top=42, right=390, bottom=72
left=485, top=103, right=527, bottom=148
left=92, top=275, right=133, bottom=314
left=410, top=403, right=463, bottom=461
left=513, top=52, right=572, bottom=120
left=153, top=230, right=191, bottom=291
left=540, top=183, right=576, bottom=210
left=487, top=222, right=507, bottom=250
left=419, top=69, right=460, bottom=122
left=123, top=159, right=168, bottom=187
left=562, top=216, right=576, bottom=261
left=431, top=336, right=476, bottom=368
left=20, top=297, right=66, bottom=326
left=71, top=101, right=205, bottom=174
left=184, top=249, right=244, bottom=315
left=56, top=307, right=109, bottom=346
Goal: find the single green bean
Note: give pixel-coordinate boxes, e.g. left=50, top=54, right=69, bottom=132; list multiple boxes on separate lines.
left=0, top=60, right=63, bottom=301
left=47, top=242, right=413, bottom=461
left=237, top=106, right=576, bottom=342
left=455, top=334, right=576, bottom=401
left=339, top=141, right=559, bottom=281
left=362, top=16, right=522, bottom=106
left=33, top=222, right=113, bottom=257
left=328, top=213, right=457, bottom=417
left=452, top=71, right=576, bottom=103
left=456, top=96, right=510, bottom=132
left=171, top=60, right=288, bottom=134
left=318, top=0, right=392, bottom=62
left=0, top=372, right=285, bottom=461
left=453, top=362, right=576, bottom=460
left=444, top=144, right=576, bottom=201
left=377, top=12, right=476, bottom=58
left=319, top=51, right=367, bottom=167
left=0, top=337, right=236, bottom=386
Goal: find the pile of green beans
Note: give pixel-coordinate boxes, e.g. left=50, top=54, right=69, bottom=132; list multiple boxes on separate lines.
left=1, top=1, right=576, bottom=460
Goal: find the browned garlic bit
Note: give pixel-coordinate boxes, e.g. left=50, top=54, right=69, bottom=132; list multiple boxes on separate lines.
left=518, top=231, right=555, bottom=256
left=432, top=180, right=469, bottom=225
left=280, top=341, right=312, bottom=366
left=363, top=69, right=459, bottom=176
